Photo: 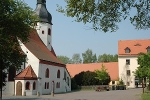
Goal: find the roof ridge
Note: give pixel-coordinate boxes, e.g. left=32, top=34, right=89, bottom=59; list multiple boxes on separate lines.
left=24, top=65, right=30, bottom=77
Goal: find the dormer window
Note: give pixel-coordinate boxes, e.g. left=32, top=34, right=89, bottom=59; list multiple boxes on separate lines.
left=125, top=47, right=130, bottom=53
left=147, top=46, right=150, bottom=52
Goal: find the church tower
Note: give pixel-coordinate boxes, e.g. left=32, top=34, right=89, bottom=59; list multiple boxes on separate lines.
left=34, top=0, right=52, bottom=51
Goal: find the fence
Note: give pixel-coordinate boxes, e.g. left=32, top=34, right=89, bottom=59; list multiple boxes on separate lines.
left=80, top=85, right=126, bottom=91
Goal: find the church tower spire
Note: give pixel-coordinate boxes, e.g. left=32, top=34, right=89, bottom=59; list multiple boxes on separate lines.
left=35, top=0, right=52, bottom=25
left=34, top=0, right=52, bottom=51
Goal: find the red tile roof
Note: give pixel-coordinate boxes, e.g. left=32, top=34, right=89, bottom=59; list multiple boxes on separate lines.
left=118, top=39, right=150, bottom=56
left=24, top=29, right=64, bottom=66
left=66, top=62, right=118, bottom=81
left=15, top=65, right=37, bottom=80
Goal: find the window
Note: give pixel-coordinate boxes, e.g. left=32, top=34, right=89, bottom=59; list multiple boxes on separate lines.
left=126, top=59, right=130, bottom=65
left=126, top=70, right=131, bottom=76
left=44, top=82, right=49, bottom=89
left=127, top=82, right=130, bottom=86
left=48, top=28, right=51, bottom=35
left=67, top=77, right=69, bottom=86
left=56, top=82, right=60, bottom=88
left=147, top=46, right=150, bottom=52
left=47, top=82, right=49, bottom=89
left=45, top=82, right=47, bottom=89
left=112, top=81, right=115, bottom=85
left=33, top=81, right=36, bottom=90
left=42, top=30, right=44, bottom=34
left=57, top=70, right=60, bottom=78
left=56, top=82, right=59, bottom=88
left=25, top=81, right=30, bottom=90
left=125, top=47, right=130, bottom=53
left=64, top=71, right=66, bottom=81
left=8, top=67, right=16, bottom=81
left=45, top=68, right=49, bottom=78
left=34, top=22, right=37, bottom=26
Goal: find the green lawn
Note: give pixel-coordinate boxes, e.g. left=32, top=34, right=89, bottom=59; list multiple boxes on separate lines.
left=142, top=91, right=150, bottom=100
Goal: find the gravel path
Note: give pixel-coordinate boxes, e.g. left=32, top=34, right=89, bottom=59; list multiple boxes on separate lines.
left=2, top=88, right=142, bottom=100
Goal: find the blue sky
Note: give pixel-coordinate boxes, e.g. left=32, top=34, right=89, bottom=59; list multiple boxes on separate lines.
left=24, top=0, right=150, bottom=58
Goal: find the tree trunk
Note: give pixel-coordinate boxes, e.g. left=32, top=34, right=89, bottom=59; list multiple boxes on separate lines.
left=148, top=81, right=150, bottom=91
left=0, top=59, right=2, bottom=100
left=142, top=78, right=144, bottom=93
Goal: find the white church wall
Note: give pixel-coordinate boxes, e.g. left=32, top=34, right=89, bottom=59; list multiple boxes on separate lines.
left=38, top=63, right=68, bottom=94
left=36, top=22, right=52, bottom=51
left=24, top=80, right=37, bottom=95
left=64, top=68, right=71, bottom=92
left=19, top=40, right=39, bottom=76
left=118, top=56, right=139, bottom=88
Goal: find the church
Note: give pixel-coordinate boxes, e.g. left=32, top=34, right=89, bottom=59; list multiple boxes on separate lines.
left=3, top=0, right=71, bottom=96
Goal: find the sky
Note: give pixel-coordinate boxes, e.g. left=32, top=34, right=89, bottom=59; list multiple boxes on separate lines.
left=23, top=0, right=150, bottom=58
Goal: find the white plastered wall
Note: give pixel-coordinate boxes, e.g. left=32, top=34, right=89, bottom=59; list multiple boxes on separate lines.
left=35, top=22, right=52, bottom=51
left=15, top=80, right=37, bottom=96
left=118, top=56, right=139, bottom=88
left=38, top=63, right=71, bottom=95
left=19, top=40, right=39, bottom=76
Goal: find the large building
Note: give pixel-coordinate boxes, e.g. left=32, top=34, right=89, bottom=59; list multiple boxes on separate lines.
left=66, top=39, right=150, bottom=88
left=66, top=62, right=119, bottom=85
left=3, top=0, right=71, bottom=96
left=118, top=39, right=150, bottom=88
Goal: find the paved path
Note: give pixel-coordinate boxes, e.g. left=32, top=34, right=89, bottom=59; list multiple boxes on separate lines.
left=2, top=88, right=142, bottom=100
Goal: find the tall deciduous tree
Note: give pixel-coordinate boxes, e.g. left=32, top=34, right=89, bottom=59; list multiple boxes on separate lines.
left=57, top=0, right=150, bottom=32
left=98, top=54, right=118, bottom=62
left=82, top=49, right=97, bottom=63
left=134, top=52, right=150, bottom=93
left=57, top=55, right=72, bottom=64
left=0, top=0, right=37, bottom=88
left=71, top=53, right=82, bottom=64
left=95, top=64, right=111, bottom=85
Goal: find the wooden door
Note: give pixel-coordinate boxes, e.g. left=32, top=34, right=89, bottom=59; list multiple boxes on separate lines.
left=16, top=81, right=22, bottom=96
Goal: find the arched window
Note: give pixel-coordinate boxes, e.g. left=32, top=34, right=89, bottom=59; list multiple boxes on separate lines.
left=45, top=68, right=49, bottom=78
left=25, top=81, right=30, bottom=90
left=64, top=71, right=66, bottom=81
left=48, top=28, right=51, bottom=35
left=33, top=81, right=36, bottom=90
left=57, top=70, right=60, bottom=78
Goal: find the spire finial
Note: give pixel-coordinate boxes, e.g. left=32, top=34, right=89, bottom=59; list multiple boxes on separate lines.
left=37, top=0, right=46, bottom=4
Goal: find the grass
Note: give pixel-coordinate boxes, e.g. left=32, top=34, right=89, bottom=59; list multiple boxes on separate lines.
left=141, top=90, right=150, bottom=100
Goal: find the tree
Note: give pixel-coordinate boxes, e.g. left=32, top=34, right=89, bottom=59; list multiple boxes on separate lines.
left=57, top=0, right=150, bottom=32
left=57, top=55, right=72, bottom=64
left=0, top=0, right=37, bottom=89
left=82, top=49, right=97, bottom=63
left=113, top=54, right=118, bottom=62
left=71, top=53, right=82, bottom=64
left=95, top=64, right=111, bottom=85
left=74, top=71, right=101, bottom=86
left=98, top=54, right=118, bottom=62
left=71, top=78, right=78, bottom=90
left=134, top=52, right=150, bottom=93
